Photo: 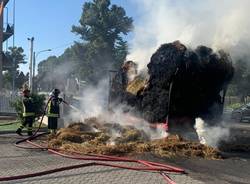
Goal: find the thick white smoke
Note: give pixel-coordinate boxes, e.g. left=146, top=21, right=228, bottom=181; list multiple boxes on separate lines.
left=195, top=118, right=230, bottom=147
left=64, top=79, right=108, bottom=123
left=65, top=79, right=167, bottom=140
left=128, top=0, right=250, bottom=70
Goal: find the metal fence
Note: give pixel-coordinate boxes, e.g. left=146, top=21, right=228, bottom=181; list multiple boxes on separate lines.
left=0, top=95, right=18, bottom=114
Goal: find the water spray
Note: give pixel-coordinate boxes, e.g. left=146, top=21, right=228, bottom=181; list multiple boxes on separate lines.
left=62, top=100, right=82, bottom=112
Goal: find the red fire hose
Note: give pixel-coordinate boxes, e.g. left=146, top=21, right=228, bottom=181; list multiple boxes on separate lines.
left=0, top=98, right=186, bottom=184
left=8, top=133, right=186, bottom=184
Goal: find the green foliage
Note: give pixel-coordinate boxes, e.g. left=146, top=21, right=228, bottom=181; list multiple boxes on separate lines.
left=227, top=103, right=243, bottom=110
left=229, top=59, right=250, bottom=102
left=71, top=0, right=133, bottom=83
left=10, top=93, right=46, bottom=122
left=38, top=56, right=58, bottom=74
left=74, top=0, right=132, bottom=82
left=3, top=46, right=27, bottom=89
left=37, top=0, right=133, bottom=88
left=15, top=72, right=29, bottom=89
left=72, top=0, right=133, bottom=43
left=4, top=47, right=26, bottom=75
left=3, top=71, right=28, bottom=89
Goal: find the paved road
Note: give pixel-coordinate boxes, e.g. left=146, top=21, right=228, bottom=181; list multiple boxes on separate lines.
left=0, top=134, right=204, bottom=184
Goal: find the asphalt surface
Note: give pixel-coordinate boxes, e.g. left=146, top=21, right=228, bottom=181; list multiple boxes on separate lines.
left=130, top=117, right=250, bottom=184
left=0, top=113, right=250, bottom=184
left=143, top=154, right=250, bottom=184
left=137, top=117, right=250, bottom=184
left=0, top=134, right=204, bottom=184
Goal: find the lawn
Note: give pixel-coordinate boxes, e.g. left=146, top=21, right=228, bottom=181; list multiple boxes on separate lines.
left=0, top=120, right=47, bottom=131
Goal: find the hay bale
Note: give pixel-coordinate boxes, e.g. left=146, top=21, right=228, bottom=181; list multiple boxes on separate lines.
left=110, top=41, right=234, bottom=128
left=126, top=76, right=147, bottom=95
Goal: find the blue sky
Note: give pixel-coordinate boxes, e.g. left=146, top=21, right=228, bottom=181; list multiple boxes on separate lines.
left=4, top=0, right=139, bottom=74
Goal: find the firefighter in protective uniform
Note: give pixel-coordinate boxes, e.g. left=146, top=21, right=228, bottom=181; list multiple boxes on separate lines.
left=16, top=89, right=35, bottom=136
left=47, top=89, right=63, bottom=134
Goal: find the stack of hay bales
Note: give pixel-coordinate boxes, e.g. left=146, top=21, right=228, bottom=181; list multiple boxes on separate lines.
left=110, top=41, right=234, bottom=130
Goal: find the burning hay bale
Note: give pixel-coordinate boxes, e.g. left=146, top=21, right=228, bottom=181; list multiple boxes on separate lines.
left=47, top=122, right=222, bottom=159
left=110, top=41, right=234, bottom=139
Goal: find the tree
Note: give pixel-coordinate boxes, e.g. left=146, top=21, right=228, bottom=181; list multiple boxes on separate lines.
left=72, top=0, right=133, bottom=83
left=37, top=56, right=59, bottom=91
left=15, top=72, right=29, bottom=89
left=38, top=56, right=58, bottom=75
left=230, top=59, right=250, bottom=103
left=36, top=0, right=133, bottom=90
left=3, top=46, right=26, bottom=89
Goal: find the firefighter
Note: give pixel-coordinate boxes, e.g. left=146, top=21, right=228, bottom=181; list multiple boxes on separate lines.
left=47, top=89, right=63, bottom=134
left=16, top=89, right=35, bottom=136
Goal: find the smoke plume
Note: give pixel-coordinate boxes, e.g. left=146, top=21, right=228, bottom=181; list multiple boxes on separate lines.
left=65, top=79, right=167, bottom=140
left=195, top=118, right=230, bottom=147
left=128, top=0, right=250, bottom=70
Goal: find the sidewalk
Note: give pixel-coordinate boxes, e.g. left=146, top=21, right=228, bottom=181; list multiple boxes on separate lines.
left=0, top=134, right=204, bottom=184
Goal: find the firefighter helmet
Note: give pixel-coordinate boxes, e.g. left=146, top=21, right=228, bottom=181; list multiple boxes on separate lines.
left=52, top=88, right=60, bottom=96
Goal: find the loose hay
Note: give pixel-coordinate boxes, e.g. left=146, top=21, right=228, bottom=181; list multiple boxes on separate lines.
left=47, top=122, right=222, bottom=159
left=151, top=135, right=221, bottom=159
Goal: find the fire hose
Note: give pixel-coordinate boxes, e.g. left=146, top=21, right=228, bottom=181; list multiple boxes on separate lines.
left=0, top=97, right=186, bottom=184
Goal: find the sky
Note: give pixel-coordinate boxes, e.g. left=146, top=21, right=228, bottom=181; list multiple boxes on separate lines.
left=4, top=0, right=138, bottom=74
left=5, top=0, right=250, bottom=74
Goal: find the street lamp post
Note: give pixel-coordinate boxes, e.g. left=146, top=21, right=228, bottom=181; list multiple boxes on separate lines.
left=33, top=49, right=51, bottom=77
left=27, top=37, right=34, bottom=91
left=32, top=49, right=51, bottom=92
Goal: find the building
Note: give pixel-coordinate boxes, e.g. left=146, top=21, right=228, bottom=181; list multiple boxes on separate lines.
left=0, top=0, right=14, bottom=91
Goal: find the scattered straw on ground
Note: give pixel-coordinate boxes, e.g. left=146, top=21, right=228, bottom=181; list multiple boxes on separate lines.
left=47, top=120, right=221, bottom=160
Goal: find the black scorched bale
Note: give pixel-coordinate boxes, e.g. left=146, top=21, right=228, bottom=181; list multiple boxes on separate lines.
left=111, top=41, right=234, bottom=130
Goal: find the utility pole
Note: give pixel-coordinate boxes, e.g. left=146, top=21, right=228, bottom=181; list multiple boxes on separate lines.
left=32, top=51, right=36, bottom=92
left=0, top=0, right=4, bottom=91
left=12, top=0, right=15, bottom=92
left=12, top=57, right=15, bottom=90
left=33, top=51, right=35, bottom=78
left=28, top=37, right=34, bottom=91
left=0, top=0, right=13, bottom=92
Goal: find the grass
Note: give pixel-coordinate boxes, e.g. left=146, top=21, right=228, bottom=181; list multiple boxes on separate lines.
left=226, top=103, right=243, bottom=110
left=0, top=121, right=19, bottom=131
left=0, top=120, right=47, bottom=131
